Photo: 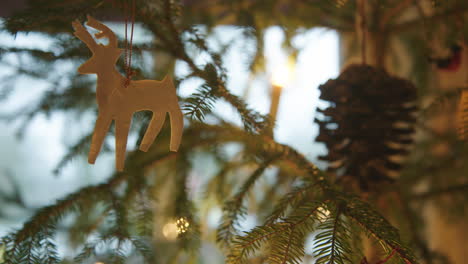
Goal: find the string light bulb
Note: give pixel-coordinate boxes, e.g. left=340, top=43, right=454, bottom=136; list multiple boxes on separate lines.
left=162, top=217, right=190, bottom=240
left=176, top=217, right=190, bottom=234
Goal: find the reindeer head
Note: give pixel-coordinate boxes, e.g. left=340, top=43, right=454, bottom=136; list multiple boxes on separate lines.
left=72, top=15, right=123, bottom=74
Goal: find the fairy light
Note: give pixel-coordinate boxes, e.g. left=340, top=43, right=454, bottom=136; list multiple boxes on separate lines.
left=162, top=217, right=190, bottom=240
left=176, top=217, right=190, bottom=234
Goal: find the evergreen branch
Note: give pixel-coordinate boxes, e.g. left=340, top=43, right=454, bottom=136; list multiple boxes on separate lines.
left=142, top=7, right=270, bottom=133
left=2, top=152, right=174, bottom=264
left=182, top=83, right=218, bottom=121
left=313, top=205, right=353, bottom=264
left=4, top=0, right=103, bottom=34
left=0, top=47, right=57, bottom=62
left=67, top=205, right=112, bottom=247
left=340, top=193, right=418, bottom=264
left=130, top=237, right=157, bottom=264
left=53, top=132, right=94, bottom=174
left=228, top=200, right=321, bottom=264
left=109, top=193, right=130, bottom=240
left=268, top=224, right=305, bottom=264
left=187, top=123, right=419, bottom=262
left=217, top=159, right=275, bottom=247
left=132, top=190, right=155, bottom=237
left=264, top=179, right=316, bottom=224
left=171, top=153, right=202, bottom=253
left=196, top=123, right=321, bottom=178
left=74, top=236, right=127, bottom=264
left=228, top=225, right=279, bottom=264
left=268, top=201, right=322, bottom=264
left=203, top=161, right=240, bottom=202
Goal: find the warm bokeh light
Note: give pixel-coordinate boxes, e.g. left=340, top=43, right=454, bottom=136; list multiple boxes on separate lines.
left=176, top=217, right=190, bottom=234
left=162, top=217, right=190, bottom=240
left=271, top=59, right=295, bottom=87
left=162, top=221, right=179, bottom=241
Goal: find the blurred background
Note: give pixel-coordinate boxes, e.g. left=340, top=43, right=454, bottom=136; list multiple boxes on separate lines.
left=1, top=1, right=468, bottom=263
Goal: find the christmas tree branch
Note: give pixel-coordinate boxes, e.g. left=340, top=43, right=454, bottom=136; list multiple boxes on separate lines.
left=264, top=179, right=317, bottom=224
left=217, top=159, right=276, bottom=247
left=139, top=4, right=270, bottom=133
left=2, top=152, right=174, bottom=263
left=341, top=193, right=418, bottom=264
left=313, top=205, right=353, bottom=264
left=228, top=200, right=321, bottom=264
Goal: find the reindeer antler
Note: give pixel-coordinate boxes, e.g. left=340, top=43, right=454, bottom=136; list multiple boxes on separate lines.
left=86, top=15, right=118, bottom=48
left=72, top=19, right=97, bottom=51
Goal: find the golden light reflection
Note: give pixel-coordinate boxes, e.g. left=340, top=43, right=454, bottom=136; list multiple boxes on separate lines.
left=162, top=217, right=190, bottom=240
left=176, top=217, right=190, bottom=234
left=162, top=221, right=179, bottom=241
left=271, top=59, right=295, bottom=88
left=317, top=206, right=331, bottom=222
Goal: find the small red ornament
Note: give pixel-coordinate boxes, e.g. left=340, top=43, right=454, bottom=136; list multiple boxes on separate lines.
left=429, top=45, right=463, bottom=72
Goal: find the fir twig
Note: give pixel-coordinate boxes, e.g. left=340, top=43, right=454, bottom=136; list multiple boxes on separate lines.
left=313, top=205, right=353, bottom=264
left=217, top=159, right=275, bottom=247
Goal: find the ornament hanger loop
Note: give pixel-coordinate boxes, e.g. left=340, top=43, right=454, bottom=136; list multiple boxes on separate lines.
left=124, top=0, right=136, bottom=87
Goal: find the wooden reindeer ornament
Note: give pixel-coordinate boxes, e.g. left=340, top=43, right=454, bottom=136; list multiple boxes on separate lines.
left=72, top=16, right=183, bottom=171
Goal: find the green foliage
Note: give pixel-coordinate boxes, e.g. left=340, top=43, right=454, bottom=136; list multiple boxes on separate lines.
left=217, top=160, right=275, bottom=247
left=227, top=200, right=321, bottom=264
left=339, top=193, right=417, bottom=264
left=313, top=206, right=353, bottom=264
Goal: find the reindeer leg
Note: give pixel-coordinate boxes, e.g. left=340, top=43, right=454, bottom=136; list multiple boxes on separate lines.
left=115, top=115, right=132, bottom=171
left=168, top=107, right=184, bottom=152
left=139, top=111, right=165, bottom=152
left=88, top=112, right=113, bottom=164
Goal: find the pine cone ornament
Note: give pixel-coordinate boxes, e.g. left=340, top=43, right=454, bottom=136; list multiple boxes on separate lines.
left=315, top=64, right=417, bottom=191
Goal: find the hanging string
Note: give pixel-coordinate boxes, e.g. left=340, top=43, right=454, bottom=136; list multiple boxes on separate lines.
left=124, top=0, right=136, bottom=87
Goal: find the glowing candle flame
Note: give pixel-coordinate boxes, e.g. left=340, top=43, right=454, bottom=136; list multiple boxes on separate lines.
left=271, top=59, right=295, bottom=87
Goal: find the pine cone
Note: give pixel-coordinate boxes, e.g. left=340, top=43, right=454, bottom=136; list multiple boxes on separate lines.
left=315, top=64, right=417, bottom=191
